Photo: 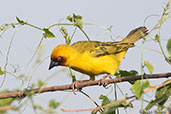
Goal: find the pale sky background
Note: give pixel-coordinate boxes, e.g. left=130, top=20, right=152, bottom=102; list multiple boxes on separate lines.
left=0, top=0, right=171, bottom=114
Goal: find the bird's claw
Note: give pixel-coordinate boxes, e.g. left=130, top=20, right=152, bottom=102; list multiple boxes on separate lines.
left=71, top=80, right=88, bottom=94
left=98, top=78, right=107, bottom=87
left=17, top=91, right=25, bottom=98
left=98, top=74, right=113, bottom=87
left=71, top=81, right=80, bottom=95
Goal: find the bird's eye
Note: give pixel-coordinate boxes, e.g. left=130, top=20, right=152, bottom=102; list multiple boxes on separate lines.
left=56, top=56, right=62, bottom=62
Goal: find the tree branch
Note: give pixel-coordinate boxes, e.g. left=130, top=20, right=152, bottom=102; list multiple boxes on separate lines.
left=61, top=80, right=171, bottom=113
left=0, top=72, right=171, bottom=99
left=0, top=106, right=18, bottom=111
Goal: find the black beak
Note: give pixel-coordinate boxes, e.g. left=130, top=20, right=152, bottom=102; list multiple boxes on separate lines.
left=49, top=61, right=59, bottom=70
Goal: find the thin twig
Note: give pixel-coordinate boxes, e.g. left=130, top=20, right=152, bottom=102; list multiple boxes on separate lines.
left=0, top=106, right=18, bottom=111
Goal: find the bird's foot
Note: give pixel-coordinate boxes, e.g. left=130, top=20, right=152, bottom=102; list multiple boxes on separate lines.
left=17, top=91, right=25, bottom=98
left=98, top=74, right=113, bottom=87
left=71, top=80, right=89, bottom=95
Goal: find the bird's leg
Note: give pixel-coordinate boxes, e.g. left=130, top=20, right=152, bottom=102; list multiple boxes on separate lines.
left=98, top=74, right=113, bottom=87
left=71, top=80, right=89, bottom=95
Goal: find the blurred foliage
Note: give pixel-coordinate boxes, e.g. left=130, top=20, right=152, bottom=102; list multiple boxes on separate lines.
left=42, top=28, right=55, bottom=38
left=103, top=100, right=132, bottom=114
left=145, top=80, right=171, bottom=111
left=0, top=67, right=6, bottom=75
left=37, top=80, right=46, bottom=88
left=131, top=80, right=150, bottom=99
left=60, top=26, right=71, bottom=45
left=98, top=95, right=132, bottom=114
left=167, top=38, right=171, bottom=56
left=99, top=95, right=111, bottom=106
left=144, top=61, right=154, bottom=74
left=48, top=99, right=60, bottom=109
left=0, top=90, right=15, bottom=114
left=16, top=17, right=25, bottom=25
left=32, top=99, right=60, bottom=113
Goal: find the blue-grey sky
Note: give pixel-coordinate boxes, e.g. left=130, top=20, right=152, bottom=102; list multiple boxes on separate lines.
left=0, top=0, right=171, bottom=114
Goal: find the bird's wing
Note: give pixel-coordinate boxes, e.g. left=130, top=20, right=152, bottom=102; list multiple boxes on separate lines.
left=71, top=41, right=134, bottom=57
left=89, top=42, right=134, bottom=57
left=71, top=26, right=148, bottom=57
left=71, top=41, right=102, bottom=53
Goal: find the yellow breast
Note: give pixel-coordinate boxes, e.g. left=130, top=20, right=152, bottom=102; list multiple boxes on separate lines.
left=65, top=50, right=127, bottom=76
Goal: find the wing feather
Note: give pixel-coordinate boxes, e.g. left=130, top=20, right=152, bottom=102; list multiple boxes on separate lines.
left=71, top=41, right=134, bottom=57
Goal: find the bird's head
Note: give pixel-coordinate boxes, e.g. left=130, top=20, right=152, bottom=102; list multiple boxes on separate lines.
left=49, top=45, right=72, bottom=70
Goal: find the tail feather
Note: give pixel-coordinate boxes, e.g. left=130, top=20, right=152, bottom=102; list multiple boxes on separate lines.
left=121, top=26, right=148, bottom=43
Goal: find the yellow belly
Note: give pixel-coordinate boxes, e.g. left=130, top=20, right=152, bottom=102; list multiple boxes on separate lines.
left=67, top=50, right=127, bottom=77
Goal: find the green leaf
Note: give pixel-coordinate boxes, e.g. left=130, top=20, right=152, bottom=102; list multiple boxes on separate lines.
left=74, top=18, right=83, bottom=29
left=166, top=56, right=171, bottom=64
left=33, top=104, right=43, bottom=110
left=103, top=100, right=119, bottom=114
left=66, top=37, right=71, bottom=45
left=66, top=15, right=73, bottom=22
left=73, top=13, right=82, bottom=20
left=145, top=96, right=168, bottom=111
left=166, top=1, right=171, bottom=8
left=60, top=26, right=71, bottom=45
left=71, top=74, right=76, bottom=82
left=48, top=99, right=60, bottom=109
left=145, top=100, right=159, bottom=111
left=0, top=67, right=6, bottom=75
left=37, top=80, right=46, bottom=88
left=144, top=61, right=154, bottom=74
left=159, top=15, right=168, bottom=24
left=99, top=95, right=113, bottom=114
left=143, top=80, right=150, bottom=89
left=116, top=70, right=138, bottom=84
left=103, top=105, right=116, bottom=114
left=131, top=80, right=150, bottom=99
left=155, top=34, right=160, bottom=41
left=145, top=80, right=171, bottom=110
left=66, top=13, right=83, bottom=29
left=167, top=38, right=171, bottom=56
left=99, top=95, right=111, bottom=106
left=118, top=70, right=138, bottom=77
left=16, top=17, right=25, bottom=25
left=99, top=95, right=132, bottom=114
left=0, top=24, right=8, bottom=32
left=43, top=28, right=55, bottom=38
left=103, top=100, right=132, bottom=114
left=155, top=80, right=171, bottom=105
left=0, top=97, right=14, bottom=106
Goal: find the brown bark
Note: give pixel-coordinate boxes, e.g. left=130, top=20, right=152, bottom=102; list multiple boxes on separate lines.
left=0, top=72, right=171, bottom=99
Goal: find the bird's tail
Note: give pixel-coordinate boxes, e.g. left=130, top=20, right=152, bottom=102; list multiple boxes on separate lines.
left=120, top=26, right=148, bottom=43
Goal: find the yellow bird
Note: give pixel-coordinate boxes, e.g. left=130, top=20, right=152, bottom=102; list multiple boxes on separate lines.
left=49, top=26, right=148, bottom=81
